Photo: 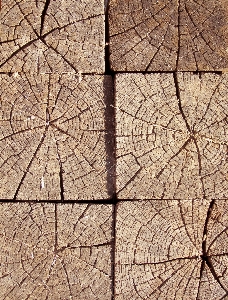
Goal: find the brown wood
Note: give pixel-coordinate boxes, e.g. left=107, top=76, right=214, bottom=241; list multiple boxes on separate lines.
left=0, top=203, right=113, bottom=299
left=0, top=0, right=105, bottom=73
left=116, top=73, right=228, bottom=199
left=0, top=73, right=114, bottom=200
left=1, top=1, right=228, bottom=299
left=109, top=0, right=228, bottom=71
left=115, top=200, right=228, bottom=299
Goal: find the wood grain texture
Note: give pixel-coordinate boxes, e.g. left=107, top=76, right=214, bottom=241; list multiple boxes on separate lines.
left=1, top=1, right=228, bottom=298
left=115, top=200, right=228, bottom=299
left=0, top=73, right=114, bottom=200
left=116, top=73, right=228, bottom=200
left=109, top=0, right=228, bottom=71
left=0, top=0, right=105, bottom=73
left=0, top=203, right=113, bottom=300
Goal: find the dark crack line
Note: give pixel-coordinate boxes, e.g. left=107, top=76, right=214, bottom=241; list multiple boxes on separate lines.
left=55, top=140, right=65, bottom=201
left=220, top=294, right=228, bottom=300
left=14, top=0, right=39, bottom=37
left=41, top=14, right=103, bottom=39
left=71, top=204, right=91, bottom=235
left=57, top=248, right=110, bottom=277
left=197, top=78, right=224, bottom=129
left=105, top=0, right=114, bottom=75
left=192, top=137, right=206, bottom=199
left=206, top=256, right=228, bottom=294
left=0, top=39, right=17, bottom=44
left=0, top=38, right=39, bottom=68
left=41, top=22, right=74, bottom=39
left=116, top=168, right=142, bottom=195
left=59, top=258, right=73, bottom=299
left=148, top=264, right=185, bottom=298
left=183, top=16, right=199, bottom=70
left=155, top=137, right=192, bottom=179
left=196, top=260, right=206, bottom=300
left=173, top=72, right=191, bottom=133
left=132, top=278, right=144, bottom=299
left=39, top=37, right=78, bottom=72
left=183, top=262, right=199, bottom=299
left=124, top=255, right=199, bottom=267
left=58, top=159, right=64, bottom=202
left=208, top=226, right=228, bottom=254
left=57, top=242, right=112, bottom=256
left=50, top=123, right=100, bottom=170
left=202, top=200, right=215, bottom=257
left=109, top=4, right=167, bottom=39
left=74, top=256, right=110, bottom=276
left=145, top=21, right=171, bottom=72
left=23, top=72, right=48, bottom=113
left=184, top=3, right=215, bottom=54
left=208, top=252, right=228, bottom=258
left=118, top=107, right=185, bottom=134
left=13, top=129, right=48, bottom=200
left=1, top=10, right=103, bottom=70
left=40, top=0, right=51, bottom=36
left=178, top=200, right=197, bottom=248
left=0, top=125, right=44, bottom=142
left=201, top=200, right=228, bottom=294
left=110, top=16, right=153, bottom=38
left=176, top=0, right=181, bottom=70
left=50, top=108, right=89, bottom=125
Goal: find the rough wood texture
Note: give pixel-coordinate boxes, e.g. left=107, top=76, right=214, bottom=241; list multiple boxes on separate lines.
left=116, top=73, right=228, bottom=199
left=115, top=200, right=228, bottom=299
left=109, top=0, right=228, bottom=71
left=0, top=74, right=114, bottom=200
left=0, top=203, right=113, bottom=299
left=0, top=0, right=105, bottom=73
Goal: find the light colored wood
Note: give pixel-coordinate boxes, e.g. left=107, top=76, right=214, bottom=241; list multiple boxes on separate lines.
left=115, top=200, right=228, bottom=299
left=116, top=73, right=228, bottom=199
left=0, top=0, right=105, bottom=73
left=0, top=73, right=114, bottom=200
left=0, top=203, right=113, bottom=299
left=109, top=0, right=228, bottom=71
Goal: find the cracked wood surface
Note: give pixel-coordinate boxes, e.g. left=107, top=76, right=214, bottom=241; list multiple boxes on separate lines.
left=115, top=200, right=228, bottom=299
left=0, top=73, right=114, bottom=200
left=0, top=203, right=113, bottom=299
left=1, top=1, right=228, bottom=299
left=109, top=0, right=228, bottom=71
left=0, top=0, right=105, bottom=73
left=116, top=73, right=228, bottom=199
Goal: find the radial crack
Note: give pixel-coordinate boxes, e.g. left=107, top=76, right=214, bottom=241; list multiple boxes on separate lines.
left=201, top=200, right=228, bottom=294
left=173, top=72, right=191, bottom=133
left=13, top=130, right=48, bottom=200
left=55, top=140, right=65, bottom=201
left=40, top=0, right=51, bottom=36
left=176, top=0, right=181, bottom=70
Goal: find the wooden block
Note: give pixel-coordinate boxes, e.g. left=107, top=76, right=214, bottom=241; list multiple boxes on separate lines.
left=0, top=73, right=114, bottom=200
left=115, top=200, right=228, bottom=299
left=109, top=0, right=228, bottom=71
left=0, top=202, right=113, bottom=299
left=0, top=0, right=105, bottom=73
left=116, top=73, right=228, bottom=199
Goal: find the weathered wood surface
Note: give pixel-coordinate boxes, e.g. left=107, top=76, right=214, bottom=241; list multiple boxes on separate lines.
left=116, top=73, right=228, bottom=199
left=0, top=203, right=113, bottom=299
left=0, top=74, right=114, bottom=200
left=115, top=200, right=228, bottom=299
left=0, top=0, right=105, bottom=73
left=1, top=0, right=228, bottom=299
left=109, top=0, right=228, bottom=71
